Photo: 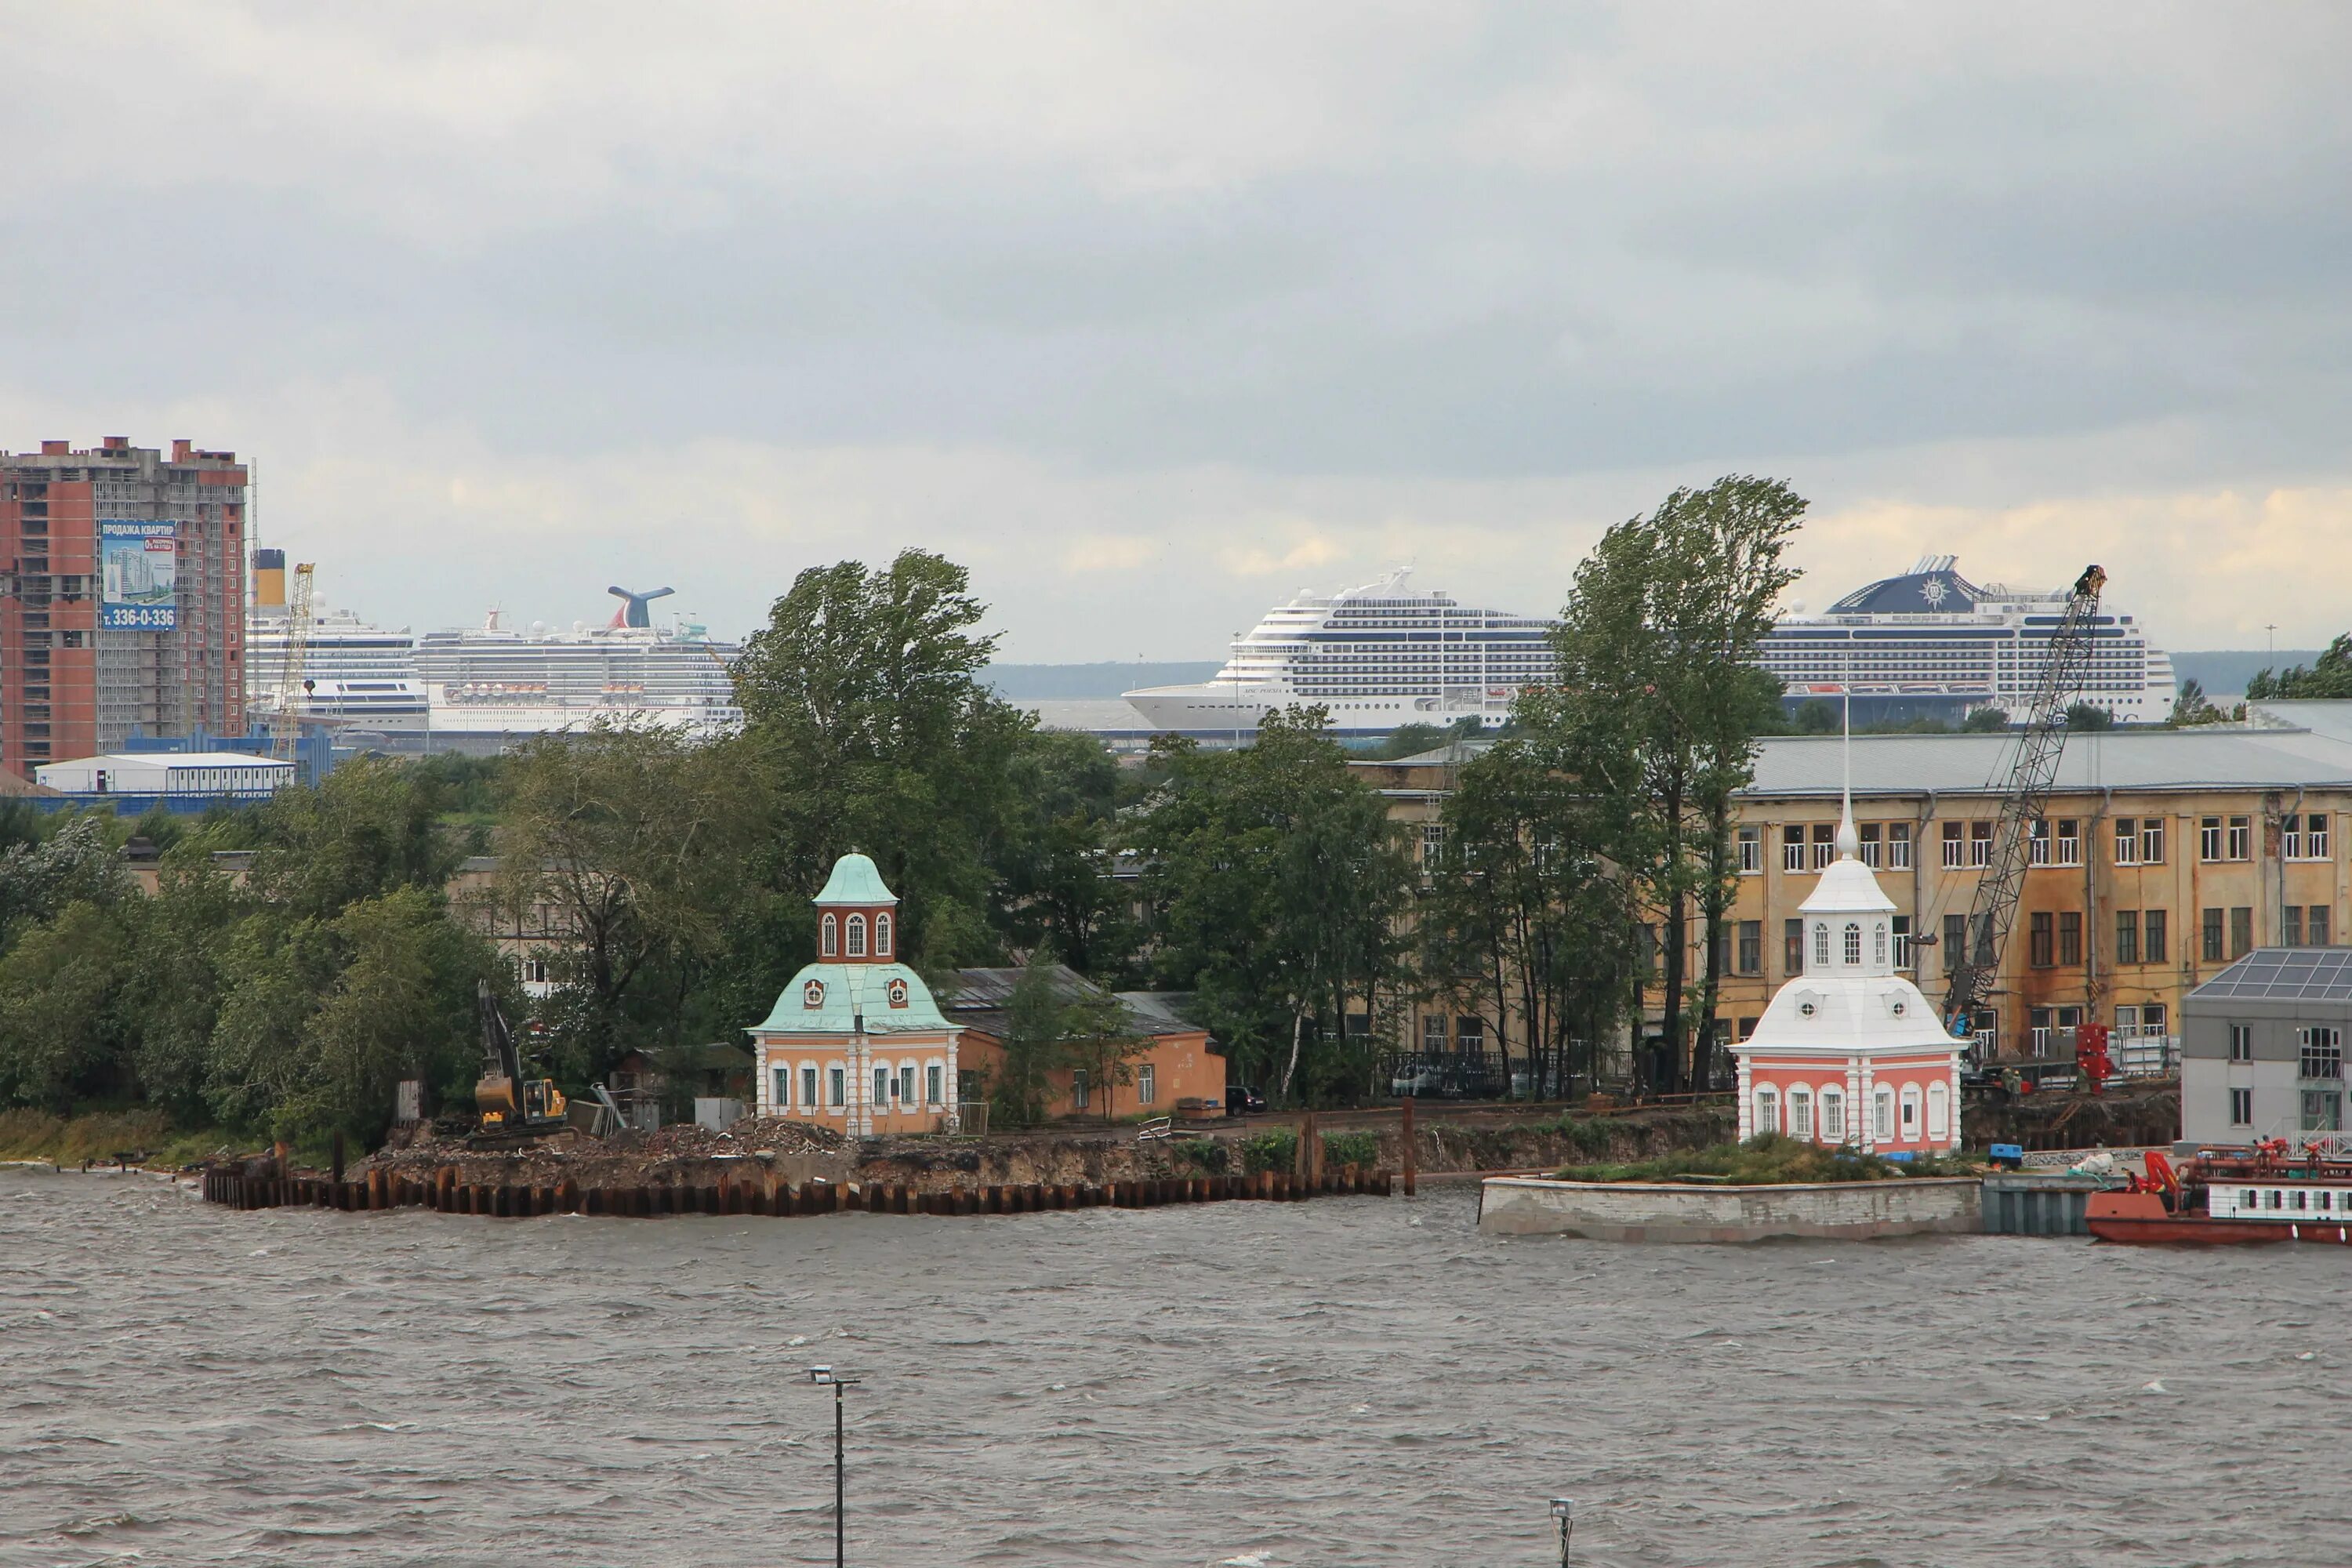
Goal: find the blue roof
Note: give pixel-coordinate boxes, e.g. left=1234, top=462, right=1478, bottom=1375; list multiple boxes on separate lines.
left=1828, top=565, right=1986, bottom=615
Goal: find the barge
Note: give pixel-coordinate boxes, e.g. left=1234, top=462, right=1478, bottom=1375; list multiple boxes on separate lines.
left=2087, top=1139, right=2352, bottom=1246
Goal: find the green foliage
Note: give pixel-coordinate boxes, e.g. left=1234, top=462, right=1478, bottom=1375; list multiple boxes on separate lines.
left=1962, top=706, right=2009, bottom=732
left=1172, top=1136, right=1229, bottom=1174
left=0, top=759, right=503, bottom=1145
left=1320, top=1130, right=1379, bottom=1168
left=1523, top=474, right=1805, bottom=1093
left=1555, top=1134, right=1968, bottom=1184
left=992, top=728, right=1141, bottom=976
left=1360, top=722, right=1450, bottom=760
left=2246, top=634, right=2352, bottom=701
left=2063, top=701, right=2116, bottom=731
left=1793, top=699, right=1838, bottom=734
left=1131, top=707, right=1415, bottom=1104
left=1240, top=1127, right=1298, bottom=1175
left=985, top=958, right=1151, bottom=1127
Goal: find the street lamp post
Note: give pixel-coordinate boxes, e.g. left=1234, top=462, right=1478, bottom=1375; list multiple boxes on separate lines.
left=808, top=1365, right=862, bottom=1568
left=1548, top=1497, right=1573, bottom=1567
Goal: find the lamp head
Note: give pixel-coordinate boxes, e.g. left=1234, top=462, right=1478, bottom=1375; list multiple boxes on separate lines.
left=808, top=1365, right=834, bottom=1385
left=1548, top=1497, right=1573, bottom=1522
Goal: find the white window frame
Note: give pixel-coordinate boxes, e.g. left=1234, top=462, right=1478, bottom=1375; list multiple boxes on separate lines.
left=2200, top=816, right=2223, bottom=862
left=803, top=1065, right=819, bottom=1108
left=2054, top=818, right=2081, bottom=866
left=847, top=915, right=868, bottom=958
left=1789, top=1089, right=1813, bottom=1140
left=1843, top=922, right=1862, bottom=966
left=1783, top=826, right=1806, bottom=873
left=1926, top=1081, right=1951, bottom=1140
left=829, top=1065, right=846, bottom=1108
left=1821, top=1088, right=1846, bottom=1143
left=1859, top=822, right=1882, bottom=869
left=2228, top=1087, right=2252, bottom=1127
left=1888, top=822, right=1912, bottom=870
left=927, top=1063, right=943, bottom=1105
left=1737, top=826, right=1762, bottom=874
left=821, top=913, right=838, bottom=956
left=1755, top=1088, right=1779, bottom=1136
left=2228, top=815, right=2252, bottom=861
left=873, top=1066, right=890, bottom=1105
left=1813, top=924, right=1830, bottom=967
left=1073, top=1069, right=1091, bottom=1111
left=2141, top=818, right=2165, bottom=864
left=2113, top=817, right=2140, bottom=866
left=876, top=913, right=893, bottom=956
left=1875, top=1087, right=1895, bottom=1140
left=773, top=1066, right=789, bottom=1110
left=1138, top=1064, right=1156, bottom=1105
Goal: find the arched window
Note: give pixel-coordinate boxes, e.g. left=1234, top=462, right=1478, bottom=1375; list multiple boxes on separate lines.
left=1843, top=922, right=1862, bottom=966
left=1788, top=1089, right=1814, bottom=1140
left=1926, top=1080, right=1951, bottom=1140
left=847, top=914, right=867, bottom=957
left=1900, top=1084, right=1922, bottom=1134
left=875, top=913, right=892, bottom=956
left=1821, top=1089, right=1846, bottom=1142
left=1873, top=924, right=1888, bottom=966
left=821, top=914, right=838, bottom=957
left=1755, top=1088, right=1779, bottom=1136
left=1875, top=1086, right=1895, bottom=1140
left=1813, top=924, right=1830, bottom=967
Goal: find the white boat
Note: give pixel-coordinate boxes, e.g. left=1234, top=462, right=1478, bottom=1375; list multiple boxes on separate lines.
left=1759, top=555, right=2177, bottom=724
left=1122, top=568, right=1555, bottom=735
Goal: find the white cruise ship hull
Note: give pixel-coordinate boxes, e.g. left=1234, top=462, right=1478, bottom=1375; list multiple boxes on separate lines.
left=1123, top=683, right=1505, bottom=734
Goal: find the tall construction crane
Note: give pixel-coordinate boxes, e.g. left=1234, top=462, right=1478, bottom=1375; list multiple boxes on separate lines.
left=1942, top=564, right=2107, bottom=1058
left=273, top=561, right=316, bottom=762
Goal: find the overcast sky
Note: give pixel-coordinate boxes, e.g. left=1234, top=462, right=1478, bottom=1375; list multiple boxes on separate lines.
left=4, top=3, right=2346, bottom=658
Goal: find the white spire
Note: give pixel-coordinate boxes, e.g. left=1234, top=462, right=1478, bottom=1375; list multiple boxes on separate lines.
left=1835, top=677, right=1859, bottom=859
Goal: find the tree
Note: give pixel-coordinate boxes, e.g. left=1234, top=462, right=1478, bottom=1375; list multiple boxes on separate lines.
left=987, top=960, right=1066, bottom=1129
left=1794, top=699, right=1838, bottom=734
left=2167, top=678, right=2212, bottom=727
left=0, top=900, right=138, bottom=1112
left=2247, top=635, right=2352, bottom=700
left=494, top=721, right=752, bottom=1083
left=992, top=729, right=1138, bottom=976
left=1058, top=984, right=1150, bottom=1125
left=2064, top=701, right=2116, bottom=731
left=730, top=549, right=1031, bottom=971
left=1417, top=739, right=1636, bottom=1098
left=1961, top=706, right=2009, bottom=732
left=0, top=816, right=129, bottom=935
left=1132, top=708, right=1416, bottom=1105
left=1526, top=475, right=1804, bottom=1092
left=244, top=755, right=462, bottom=920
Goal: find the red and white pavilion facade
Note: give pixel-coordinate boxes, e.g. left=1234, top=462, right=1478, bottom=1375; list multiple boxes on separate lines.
left=1733, top=794, right=1965, bottom=1156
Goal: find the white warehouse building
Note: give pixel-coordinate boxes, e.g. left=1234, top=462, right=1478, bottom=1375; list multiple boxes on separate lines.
left=35, top=750, right=296, bottom=800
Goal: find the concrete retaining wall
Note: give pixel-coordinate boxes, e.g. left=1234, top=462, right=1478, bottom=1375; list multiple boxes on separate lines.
left=1477, top=1174, right=1981, bottom=1242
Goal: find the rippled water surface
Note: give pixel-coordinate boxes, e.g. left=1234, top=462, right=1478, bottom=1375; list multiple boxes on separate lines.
left=4, top=1168, right=2347, bottom=1566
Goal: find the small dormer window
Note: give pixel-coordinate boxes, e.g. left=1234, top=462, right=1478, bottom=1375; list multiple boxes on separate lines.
left=821, top=914, right=837, bottom=957
left=875, top=913, right=892, bottom=956
left=1874, top=924, right=1888, bottom=966
left=847, top=914, right=868, bottom=957
left=1843, top=922, right=1862, bottom=966
left=1813, top=924, right=1830, bottom=967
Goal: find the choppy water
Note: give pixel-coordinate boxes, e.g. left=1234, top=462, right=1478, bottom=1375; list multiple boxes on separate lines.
left=3, top=1169, right=2346, bottom=1567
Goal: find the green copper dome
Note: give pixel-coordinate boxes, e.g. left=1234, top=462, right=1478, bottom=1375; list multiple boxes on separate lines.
left=814, top=852, right=898, bottom=906
left=751, top=961, right=950, bottom=1035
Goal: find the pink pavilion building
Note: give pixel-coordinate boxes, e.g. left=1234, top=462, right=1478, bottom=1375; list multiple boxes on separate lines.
left=1733, top=794, right=1965, bottom=1156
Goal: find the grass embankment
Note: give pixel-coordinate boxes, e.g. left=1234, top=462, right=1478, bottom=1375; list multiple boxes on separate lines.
left=0, top=1108, right=267, bottom=1169
left=1555, top=1134, right=1975, bottom=1185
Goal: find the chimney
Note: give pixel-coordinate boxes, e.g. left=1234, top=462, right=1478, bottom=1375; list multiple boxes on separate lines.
left=252, top=548, right=286, bottom=608
left=172, top=439, right=191, bottom=461
left=102, top=436, right=129, bottom=452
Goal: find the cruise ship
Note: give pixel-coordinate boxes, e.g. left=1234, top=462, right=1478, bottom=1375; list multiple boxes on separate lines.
left=1759, top=555, right=2176, bottom=724
left=1121, top=568, right=1556, bottom=735
left=247, top=550, right=430, bottom=731
left=412, top=591, right=743, bottom=746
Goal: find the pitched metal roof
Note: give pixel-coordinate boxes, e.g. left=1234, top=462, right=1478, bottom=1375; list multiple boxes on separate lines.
left=2190, top=948, right=2352, bottom=1002
left=1353, top=702, right=2352, bottom=799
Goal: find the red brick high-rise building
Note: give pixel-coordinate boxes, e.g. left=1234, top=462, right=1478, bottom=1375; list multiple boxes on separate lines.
left=0, top=437, right=247, bottom=779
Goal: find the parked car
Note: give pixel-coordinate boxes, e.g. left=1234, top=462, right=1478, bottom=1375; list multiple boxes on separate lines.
left=1391, top=1066, right=1445, bottom=1098
left=1226, top=1084, right=1268, bottom=1116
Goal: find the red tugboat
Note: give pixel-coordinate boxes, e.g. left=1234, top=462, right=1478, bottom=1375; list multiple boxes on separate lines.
left=2088, top=1141, right=2352, bottom=1246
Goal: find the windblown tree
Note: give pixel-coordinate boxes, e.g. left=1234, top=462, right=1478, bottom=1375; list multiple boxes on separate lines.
left=1131, top=708, right=1415, bottom=1105
left=2247, top=636, right=2352, bottom=700
left=1417, top=739, right=1637, bottom=1096
left=991, top=728, right=1141, bottom=978
left=1525, top=475, right=1802, bottom=1093
left=493, top=720, right=752, bottom=1082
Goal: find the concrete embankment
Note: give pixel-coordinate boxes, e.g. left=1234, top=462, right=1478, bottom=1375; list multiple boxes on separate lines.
left=1478, top=1174, right=1983, bottom=1242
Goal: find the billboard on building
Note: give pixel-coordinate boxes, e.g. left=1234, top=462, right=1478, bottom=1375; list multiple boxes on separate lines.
left=99, top=521, right=180, bottom=630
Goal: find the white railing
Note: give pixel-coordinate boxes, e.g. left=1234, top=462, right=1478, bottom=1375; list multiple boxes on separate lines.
left=2298, top=1132, right=2352, bottom=1159
left=1136, top=1116, right=1174, bottom=1143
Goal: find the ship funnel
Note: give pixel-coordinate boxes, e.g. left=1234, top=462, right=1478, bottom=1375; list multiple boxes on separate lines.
left=607, top=585, right=675, bottom=629
left=253, top=547, right=286, bottom=608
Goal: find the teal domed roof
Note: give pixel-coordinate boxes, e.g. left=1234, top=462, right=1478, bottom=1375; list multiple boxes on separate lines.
left=751, top=960, right=949, bottom=1035
left=814, top=853, right=898, bottom=906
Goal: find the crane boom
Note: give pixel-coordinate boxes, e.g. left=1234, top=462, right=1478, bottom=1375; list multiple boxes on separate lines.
left=274, top=561, right=315, bottom=761
left=1943, top=564, right=2107, bottom=1051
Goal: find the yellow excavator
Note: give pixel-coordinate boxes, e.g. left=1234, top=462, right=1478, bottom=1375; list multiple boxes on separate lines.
left=472, top=981, right=568, bottom=1145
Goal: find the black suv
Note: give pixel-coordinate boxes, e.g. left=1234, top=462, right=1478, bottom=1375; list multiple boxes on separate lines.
left=1226, top=1084, right=1269, bottom=1116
